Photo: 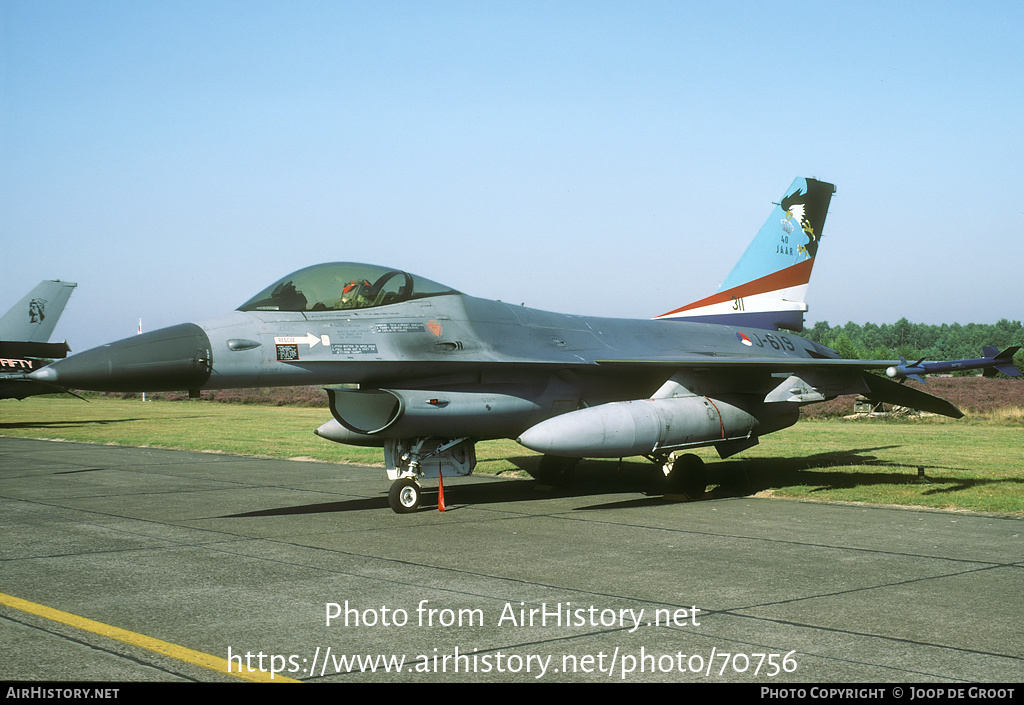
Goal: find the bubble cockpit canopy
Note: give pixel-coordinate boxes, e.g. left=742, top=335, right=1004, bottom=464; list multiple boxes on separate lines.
left=238, top=263, right=460, bottom=312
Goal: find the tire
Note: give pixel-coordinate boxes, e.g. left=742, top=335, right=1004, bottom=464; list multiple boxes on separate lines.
left=529, top=455, right=579, bottom=487
left=666, top=453, right=706, bottom=498
left=388, top=478, right=421, bottom=513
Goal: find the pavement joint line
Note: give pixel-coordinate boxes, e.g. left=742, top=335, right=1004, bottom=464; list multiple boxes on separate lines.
left=0, top=591, right=300, bottom=683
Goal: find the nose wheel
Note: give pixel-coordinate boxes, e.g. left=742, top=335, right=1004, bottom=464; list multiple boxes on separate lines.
left=388, top=477, right=422, bottom=513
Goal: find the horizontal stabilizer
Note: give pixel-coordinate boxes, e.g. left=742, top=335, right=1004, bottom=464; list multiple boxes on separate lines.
left=0, top=340, right=72, bottom=359
left=861, top=374, right=964, bottom=419
left=0, top=376, right=87, bottom=401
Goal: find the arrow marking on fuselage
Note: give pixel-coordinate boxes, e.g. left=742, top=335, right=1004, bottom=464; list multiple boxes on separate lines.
left=274, top=333, right=329, bottom=348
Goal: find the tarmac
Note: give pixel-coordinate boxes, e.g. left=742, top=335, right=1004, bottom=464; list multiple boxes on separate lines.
left=1, top=436, right=1021, bottom=683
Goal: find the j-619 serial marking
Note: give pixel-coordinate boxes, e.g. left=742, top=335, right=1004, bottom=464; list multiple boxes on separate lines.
left=741, top=332, right=796, bottom=352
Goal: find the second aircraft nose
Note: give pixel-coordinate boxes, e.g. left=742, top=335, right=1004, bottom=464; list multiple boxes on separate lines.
left=30, top=323, right=213, bottom=394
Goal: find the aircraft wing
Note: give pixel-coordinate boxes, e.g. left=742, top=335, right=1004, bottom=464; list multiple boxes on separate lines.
left=594, top=355, right=964, bottom=418
left=594, top=355, right=893, bottom=369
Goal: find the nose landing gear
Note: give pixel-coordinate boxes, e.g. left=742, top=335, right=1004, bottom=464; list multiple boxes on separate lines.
left=388, top=477, right=422, bottom=513
left=384, top=437, right=474, bottom=514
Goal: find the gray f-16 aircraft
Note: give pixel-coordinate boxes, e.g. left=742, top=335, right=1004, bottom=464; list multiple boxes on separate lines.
left=28, top=178, right=1019, bottom=512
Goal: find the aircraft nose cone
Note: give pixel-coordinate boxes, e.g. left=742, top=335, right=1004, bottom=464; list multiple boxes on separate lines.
left=31, top=323, right=213, bottom=393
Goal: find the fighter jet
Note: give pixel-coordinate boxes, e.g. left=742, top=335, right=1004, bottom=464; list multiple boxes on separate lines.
left=27, top=179, right=1018, bottom=512
left=1, top=280, right=77, bottom=400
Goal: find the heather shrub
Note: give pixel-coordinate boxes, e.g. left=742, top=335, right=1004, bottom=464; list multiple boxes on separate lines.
left=798, top=377, right=1023, bottom=419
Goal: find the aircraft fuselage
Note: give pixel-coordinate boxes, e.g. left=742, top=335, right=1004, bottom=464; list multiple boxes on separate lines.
left=34, top=292, right=834, bottom=404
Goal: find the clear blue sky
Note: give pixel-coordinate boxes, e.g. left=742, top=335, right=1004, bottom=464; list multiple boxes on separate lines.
left=2, top=1, right=1022, bottom=352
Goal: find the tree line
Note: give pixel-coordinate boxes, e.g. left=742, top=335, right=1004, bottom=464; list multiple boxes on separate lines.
left=801, top=318, right=1024, bottom=375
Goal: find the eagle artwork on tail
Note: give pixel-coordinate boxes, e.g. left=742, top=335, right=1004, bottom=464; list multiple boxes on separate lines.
left=781, top=185, right=826, bottom=259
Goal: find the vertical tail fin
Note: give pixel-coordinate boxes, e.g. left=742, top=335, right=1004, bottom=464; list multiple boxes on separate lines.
left=656, top=177, right=835, bottom=332
left=0, top=280, right=77, bottom=347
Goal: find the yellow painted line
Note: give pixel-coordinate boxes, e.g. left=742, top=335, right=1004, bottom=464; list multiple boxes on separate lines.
left=0, top=592, right=300, bottom=683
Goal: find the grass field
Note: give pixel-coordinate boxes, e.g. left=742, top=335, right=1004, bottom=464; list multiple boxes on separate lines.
left=2, top=395, right=1022, bottom=515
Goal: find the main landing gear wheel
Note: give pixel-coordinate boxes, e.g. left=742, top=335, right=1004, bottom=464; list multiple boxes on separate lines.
left=529, top=455, right=579, bottom=487
left=388, top=478, right=421, bottom=514
left=666, top=453, right=707, bottom=498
